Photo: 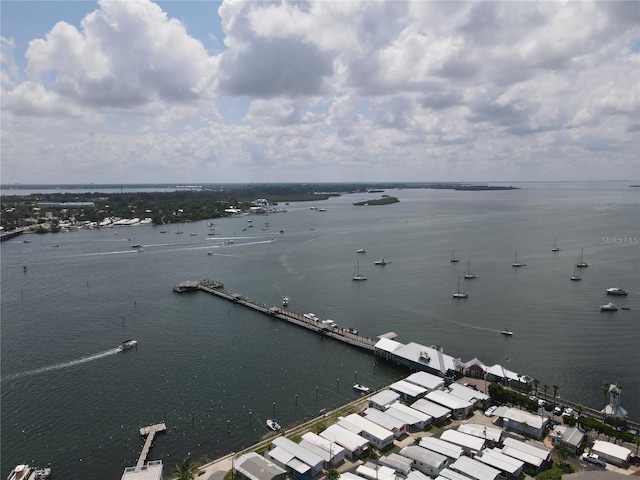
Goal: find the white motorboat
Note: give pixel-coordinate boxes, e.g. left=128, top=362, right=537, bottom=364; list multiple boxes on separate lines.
left=357, top=248, right=366, bottom=254
left=266, top=419, right=282, bottom=431
left=282, top=297, right=289, bottom=307
left=600, top=303, right=618, bottom=311
left=606, top=287, right=628, bottom=296
left=353, top=383, right=370, bottom=393
left=7, top=465, right=31, bottom=480
left=374, top=258, right=387, bottom=266
left=450, top=249, right=459, bottom=263
left=552, top=238, right=560, bottom=252
left=352, top=261, right=367, bottom=281
left=120, top=339, right=138, bottom=350
left=500, top=329, right=513, bottom=336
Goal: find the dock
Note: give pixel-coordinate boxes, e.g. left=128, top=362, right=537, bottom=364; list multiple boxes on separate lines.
left=136, top=423, right=166, bottom=469
left=193, top=281, right=376, bottom=352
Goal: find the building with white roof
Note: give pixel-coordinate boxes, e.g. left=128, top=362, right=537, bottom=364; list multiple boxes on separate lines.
left=408, top=469, right=432, bottom=480
left=591, top=440, right=631, bottom=468
left=400, top=445, right=449, bottom=477
left=363, top=408, right=407, bottom=438
left=369, top=390, right=401, bottom=411
left=234, top=453, right=287, bottom=480
left=319, top=425, right=368, bottom=459
left=411, top=399, right=452, bottom=425
left=438, top=467, right=472, bottom=480
left=484, top=365, right=531, bottom=389
left=440, top=430, right=485, bottom=456
left=477, top=448, right=524, bottom=477
left=269, top=437, right=324, bottom=478
left=386, top=402, right=432, bottom=430
left=374, top=339, right=463, bottom=378
left=265, top=447, right=311, bottom=480
left=418, top=437, right=464, bottom=461
left=406, top=371, right=446, bottom=391
left=449, top=456, right=501, bottom=480
left=300, top=432, right=346, bottom=466
left=457, top=424, right=502, bottom=444
left=500, top=437, right=551, bottom=470
left=426, top=390, right=473, bottom=419
left=548, top=425, right=585, bottom=454
left=494, top=407, right=549, bottom=440
left=338, top=473, right=364, bottom=480
left=355, top=462, right=397, bottom=480
left=338, top=414, right=395, bottom=451
left=378, top=453, right=413, bottom=476
left=390, top=380, right=428, bottom=402
left=448, top=383, right=490, bottom=408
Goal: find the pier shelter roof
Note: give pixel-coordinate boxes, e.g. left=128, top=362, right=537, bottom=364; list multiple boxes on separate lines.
left=235, top=453, right=287, bottom=480
left=121, top=460, right=163, bottom=480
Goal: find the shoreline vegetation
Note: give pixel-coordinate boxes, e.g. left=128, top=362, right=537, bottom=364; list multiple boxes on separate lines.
left=2, top=182, right=512, bottom=232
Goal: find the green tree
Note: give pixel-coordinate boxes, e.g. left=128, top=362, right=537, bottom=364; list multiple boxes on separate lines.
left=602, top=382, right=610, bottom=421
left=554, top=444, right=571, bottom=467
left=326, top=469, right=340, bottom=480
left=173, top=457, right=200, bottom=480
left=552, top=385, right=559, bottom=411
left=533, top=378, right=540, bottom=395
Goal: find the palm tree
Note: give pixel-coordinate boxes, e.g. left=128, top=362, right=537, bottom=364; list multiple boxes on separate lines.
left=173, top=457, right=199, bottom=480
left=533, top=378, right=540, bottom=396
left=543, top=384, right=549, bottom=400
left=602, top=382, right=610, bottom=421
left=552, top=385, right=559, bottom=412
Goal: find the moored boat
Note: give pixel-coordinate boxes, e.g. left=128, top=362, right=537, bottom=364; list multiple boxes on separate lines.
left=282, top=296, right=289, bottom=306
left=576, top=248, right=588, bottom=268
left=352, top=261, right=367, bottom=281
left=552, top=238, right=559, bottom=252
left=374, top=258, right=387, bottom=266
left=606, top=287, right=628, bottom=296
left=450, top=249, right=459, bottom=263
left=512, top=250, right=526, bottom=267
left=266, top=419, right=282, bottom=431
left=570, top=266, right=581, bottom=281
left=464, top=260, right=477, bottom=279
left=7, top=465, right=31, bottom=480
left=600, top=303, right=618, bottom=311
left=453, top=276, right=468, bottom=298
left=357, top=248, right=366, bottom=254
left=353, top=383, right=370, bottom=393
left=500, top=329, right=513, bottom=336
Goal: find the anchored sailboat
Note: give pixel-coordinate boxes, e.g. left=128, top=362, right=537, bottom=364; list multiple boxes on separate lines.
left=576, top=248, right=588, bottom=268
left=352, top=261, right=367, bottom=281
left=453, top=276, right=468, bottom=298
left=512, top=250, right=526, bottom=267
left=464, top=260, right=477, bottom=279
left=450, top=249, right=460, bottom=263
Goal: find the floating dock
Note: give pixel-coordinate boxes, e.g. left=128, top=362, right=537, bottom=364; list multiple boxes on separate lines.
left=192, top=281, right=376, bottom=352
left=136, top=423, right=166, bottom=469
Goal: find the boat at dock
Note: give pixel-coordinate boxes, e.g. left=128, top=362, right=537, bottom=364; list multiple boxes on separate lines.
left=500, top=329, right=513, bottom=336
left=600, top=303, right=618, bottom=311
left=7, top=465, right=31, bottom=480
left=353, top=383, right=370, bottom=393
left=606, top=287, right=628, bottom=296
left=119, top=339, right=138, bottom=350
left=266, top=419, right=282, bottom=431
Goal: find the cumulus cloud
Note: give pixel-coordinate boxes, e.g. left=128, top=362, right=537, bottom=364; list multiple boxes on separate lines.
left=1, top=0, right=638, bottom=183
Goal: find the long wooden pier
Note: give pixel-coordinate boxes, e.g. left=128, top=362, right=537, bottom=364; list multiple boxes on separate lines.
left=136, top=422, right=166, bottom=469
left=194, top=281, right=376, bottom=352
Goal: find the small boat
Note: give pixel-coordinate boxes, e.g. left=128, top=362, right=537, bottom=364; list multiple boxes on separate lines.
left=266, top=419, right=282, bottom=431
left=131, top=244, right=142, bottom=249
left=357, top=248, right=366, bottom=254
left=207, top=222, right=213, bottom=227
left=552, top=238, right=560, bottom=252
left=374, top=258, right=387, bottom=266
left=621, top=307, right=631, bottom=311
left=464, top=260, right=477, bottom=279
left=190, top=233, right=197, bottom=236
left=7, top=465, right=31, bottom=480
left=120, top=339, right=138, bottom=350
left=353, top=383, right=370, bottom=393
left=353, top=261, right=367, bottom=281
left=600, top=303, right=618, bottom=311
left=512, top=250, right=526, bottom=267
left=23, top=240, right=31, bottom=243
left=450, top=249, right=459, bottom=263
left=282, top=297, right=289, bottom=307
left=570, top=266, right=581, bottom=281
left=453, top=276, right=468, bottom=298
left=500, top=329, right=513, bottom=336
left=207, top=251, right=213, bottom=256
left=576, top=248, right=588, bottom=268
left=241, top=227, right=247, bottom=231
left=606, top=287, right=628, bottom=296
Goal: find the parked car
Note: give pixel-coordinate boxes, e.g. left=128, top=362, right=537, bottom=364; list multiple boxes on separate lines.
left=583, top=453, right=606, bottom=467
left=563, top=407, right=574, bottom=417
left=538, top=399, right=547, bottom=407
left=484, top=406, right=497, bottom=417
left=554, top=406, right=563, bottom=415
left=544, top=402, right=554, bottom=411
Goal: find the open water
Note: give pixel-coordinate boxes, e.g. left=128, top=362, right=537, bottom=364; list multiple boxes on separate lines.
left=1, top=182, right=639, bottom=479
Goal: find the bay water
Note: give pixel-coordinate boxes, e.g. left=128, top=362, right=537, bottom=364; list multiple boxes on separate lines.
left=1, top=182, right=638, bottom=479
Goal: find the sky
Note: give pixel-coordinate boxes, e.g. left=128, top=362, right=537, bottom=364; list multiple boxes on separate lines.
left=1, top=0, right=639, bottom=184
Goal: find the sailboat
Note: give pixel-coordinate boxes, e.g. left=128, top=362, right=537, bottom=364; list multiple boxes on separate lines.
left=352, top=261, right=367, bottom=281
left=552, top=238, right=559, bottom=252
left=453, top=276, right=468, bottom=298
left=512, top=250, right=526, bottom=267
left=570, top=266, right=581, bottom=281
left=576, top=248, right=588, bottom=268
left=464, top=260, right=477, bottom=279
left=175, top=224, right=183, bottom=235
left=450, top=249, right=460, bottom=263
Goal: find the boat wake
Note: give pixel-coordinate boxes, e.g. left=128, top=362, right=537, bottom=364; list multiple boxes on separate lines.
left=448, top=320, right=500, bottom=333
left=2, top=348, right=122, bottom=381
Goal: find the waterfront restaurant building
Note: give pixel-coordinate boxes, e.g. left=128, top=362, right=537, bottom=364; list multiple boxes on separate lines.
left=374, top=339, right=463, bottom=378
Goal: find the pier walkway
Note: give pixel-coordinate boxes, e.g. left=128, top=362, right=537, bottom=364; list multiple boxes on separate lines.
left=136, top=423, right=166, bottom=469
left=195, top=281, right=376, bottom=352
